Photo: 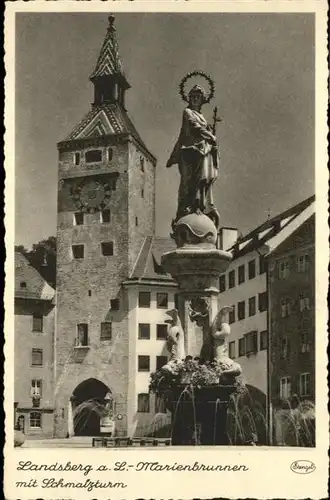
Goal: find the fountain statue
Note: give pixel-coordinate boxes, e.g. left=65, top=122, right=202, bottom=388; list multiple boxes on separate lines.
left=157, top=71, right=243, bottom=445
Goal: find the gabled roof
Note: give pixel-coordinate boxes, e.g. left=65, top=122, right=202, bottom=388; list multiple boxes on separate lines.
left=15, top=252, right=55, bottom=301
left=129, top=237, right=176, bottom=283
left=230, top=195, right=315, bottom=258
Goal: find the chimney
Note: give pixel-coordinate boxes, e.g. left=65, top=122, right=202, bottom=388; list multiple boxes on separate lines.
left=218, top=227, right=239, bottom=251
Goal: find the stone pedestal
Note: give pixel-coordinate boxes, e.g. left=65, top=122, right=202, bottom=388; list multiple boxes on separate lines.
left=161, top=213, right=239, bottom=445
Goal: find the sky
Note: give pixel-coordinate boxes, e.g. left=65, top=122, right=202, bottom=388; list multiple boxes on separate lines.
left=15, top=13, right=315, bottom=248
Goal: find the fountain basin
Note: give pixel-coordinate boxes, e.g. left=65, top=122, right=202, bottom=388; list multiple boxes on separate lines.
left=167, top=384, right=236, bottom=445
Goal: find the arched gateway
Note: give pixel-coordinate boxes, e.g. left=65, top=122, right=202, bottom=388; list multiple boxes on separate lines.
left=71, top=378, right=111, bottom=436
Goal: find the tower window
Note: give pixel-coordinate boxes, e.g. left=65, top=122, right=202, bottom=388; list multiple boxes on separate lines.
left=140, top=156, right=145, bottom=172
left=85, top=149, right=102, bottom=163
left=138, top=355, right=150, bottom=372
left=74, top=152, right=80, bottom=166
left=101, top=209, right=111, bottom=223
left=76, top=323, right=88, bottom=346
left=101, top=242, right=114, bottom=256
left=108, top=148, right=113, bottom=161
left=156, top=293, right=168, bottom=309
left=138, top=323, right=150, bottom=340
left=31, top=349, right=43, bottom=366
left=72, top=244, right=84, bottom=259
left=100, top=322, right=112, bottom=341
left=156, top=324, right=168, bottom=340
left=74, top=212, right=84, bottom=226
left=139, top=292, right=151, bottom=308
left=137, top=393, right=149, bottom=413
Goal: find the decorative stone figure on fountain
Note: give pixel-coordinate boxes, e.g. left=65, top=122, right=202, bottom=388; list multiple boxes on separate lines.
left=166, top=72, right=222, bottom=227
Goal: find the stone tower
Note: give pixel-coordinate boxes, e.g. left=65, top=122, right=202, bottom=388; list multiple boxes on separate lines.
left=54, top=16, right=156, bottom=437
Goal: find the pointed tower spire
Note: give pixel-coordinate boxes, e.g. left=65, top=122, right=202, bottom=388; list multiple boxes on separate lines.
left=90, top=15, right=130, bottom=107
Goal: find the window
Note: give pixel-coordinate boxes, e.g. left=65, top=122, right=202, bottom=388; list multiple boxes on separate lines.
left=100, top=322, right=112, bottom=341
left=299, top=292, right=310, bottom=312
left=138, top=355, right=150, bottom=372
left=135, top=217, right=138, bottom=227
left=156, top=293, right=168, bottom=309
left=100, top=209, right=111, bottom=223
left=228, top=341, right=236, bottom=359
left=238, top=265, right=245, bottom=285
left=280, top=337, right=290, bottom=358
left=32, top=397, right=41, bottom=408
left=138, top=324, right=150, bottom=340
left=141, top=188, right=144, bottom=198
left=219, top=275, right=226, bottom=293
left=101, top=242, right=114, bottom=256
left=30, top=379, right=42, bottom=397
left=137, top=393, right=149, bottom=413
left=74, top=152, right=80, bottom=165
left=258, top=292, right=268, bottom=312
left=259, top=255, right=267, bottom=274
left=88, top=290, right=92, bottom=297
left=156, top=324, right=168, bottom=340
left=109, top=178, right=117, bottom=191
left=228, top=270, right=235, bottom=289
left=260, top=330, right=268, bottom=350
left=279, top=260, right=290, bottom=279
left=281, top=299, right=291, bottom=318
left=29, top=411, right=42, bottom=428
left=31, top=349, right=43, bottom=366
left=245, top=331, right=258, bottom=354
left=20, top=281, right=27, bottom=288
left=237, top=301, right=245, bottom=321
left=299, top=373, right=311, bottom=396
left=110, top=299, right=120, bottom=311
left=238, top=338, right=245, bottom=357
left=139, top=291, right=151, bottom=308
left=72, top=244, right=84, bottom=259
left=279, top=377, right=291, bottom=399
left=108, top=147, right=113, bottom=161
left=32, top=314, right=43, bottom=332
left=76, top=323, right=88, bottom=346
left=248, top=259, right=256, bottom=279
left=229, top=305, right=235, bottom=324
left=174, top=294, right=179, bottom=310
left=74, top=212, right=84, bottom=226
left=85, top=149, right=102, bottom=163
left=140, top=156, right=145, bottom=172
left=299, top=331, right=310, bottom=353
left=297, top=254, right=309, bottom=273
left=248, top=297, right=256, bottom=316
left=156, top=356, right=168, bottom=371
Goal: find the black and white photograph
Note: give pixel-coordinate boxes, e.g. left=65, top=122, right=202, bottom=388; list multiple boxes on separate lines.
left=4, top=2, right=328, bottom=499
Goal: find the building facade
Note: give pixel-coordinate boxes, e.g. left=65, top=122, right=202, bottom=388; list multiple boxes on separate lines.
left=14, top=252, right=56, bottom=438
left=268, top=214, right=315, bottom=446
left=218, top=195, right=315, bottom=444
left=54, top=17, right=175, bottom=438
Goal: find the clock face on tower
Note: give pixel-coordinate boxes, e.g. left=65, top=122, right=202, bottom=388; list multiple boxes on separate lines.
left=71, top=179, right=112, bottom=213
